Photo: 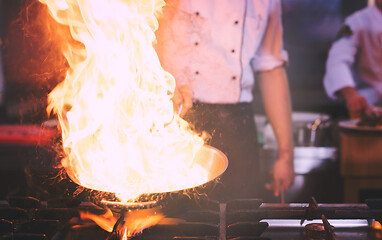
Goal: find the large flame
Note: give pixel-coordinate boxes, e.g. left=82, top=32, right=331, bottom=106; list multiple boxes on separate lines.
left=40, top=0, right=206, bottom=201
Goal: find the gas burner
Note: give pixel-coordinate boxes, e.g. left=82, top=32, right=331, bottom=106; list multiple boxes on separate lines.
left=99, top=199, right=158, bottom=211
left=99, top=199, right=162, bottom=240
left=305, top=223, right=326, bottom=239
left=305, top=215, right=336, bottom=240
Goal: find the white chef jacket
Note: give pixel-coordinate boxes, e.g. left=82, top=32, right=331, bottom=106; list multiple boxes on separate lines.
left=155, top=0, right=288, bottom=103
left=323, top=4, right=382, bottom=104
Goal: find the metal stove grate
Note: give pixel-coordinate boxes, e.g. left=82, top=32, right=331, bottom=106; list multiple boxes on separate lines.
left=0, top=196, right=382, bottom=240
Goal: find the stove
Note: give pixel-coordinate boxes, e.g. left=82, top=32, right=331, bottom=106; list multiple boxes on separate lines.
left=1, top=196, right=382, bottom=240
left=1, top=127, right=382, bottom=239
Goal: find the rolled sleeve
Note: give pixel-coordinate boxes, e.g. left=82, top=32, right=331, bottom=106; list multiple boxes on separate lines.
left=251, top=0, right=288, bottom=72
left=252, top=50, right=288, bottom=72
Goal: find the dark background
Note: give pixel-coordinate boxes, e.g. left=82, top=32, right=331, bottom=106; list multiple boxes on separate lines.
left=0, top=0, right=369, bottom=123
left=0, top=0, right=67, bottom=124
left=0, top=0, right=370, bottom=202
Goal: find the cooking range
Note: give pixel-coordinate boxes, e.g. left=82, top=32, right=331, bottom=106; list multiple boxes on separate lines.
left=1, top=125, right=382, bottom=240
left=1, top=195, right=382, bottom=240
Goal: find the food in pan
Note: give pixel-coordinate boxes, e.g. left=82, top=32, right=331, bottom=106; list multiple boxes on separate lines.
left=357, top=106, right=382, bottom=127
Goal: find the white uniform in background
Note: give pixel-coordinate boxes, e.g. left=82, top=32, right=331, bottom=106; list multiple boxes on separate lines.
left=0, top=45, right=4, bottom=106
left=323, top=4, right=382, bottom=105
left=0, top=0, right=3, bottom=106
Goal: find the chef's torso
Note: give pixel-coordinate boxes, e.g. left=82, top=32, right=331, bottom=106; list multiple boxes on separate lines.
left=350, top=5, right=382, bottom=93
left=155, top=0, right=288, bottom=103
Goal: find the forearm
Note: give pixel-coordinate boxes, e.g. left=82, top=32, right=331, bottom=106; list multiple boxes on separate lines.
left=257, top=67, right=294, bottom=161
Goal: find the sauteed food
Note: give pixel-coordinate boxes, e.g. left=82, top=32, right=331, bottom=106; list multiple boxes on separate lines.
left=357, top=106, right=382, bottom=127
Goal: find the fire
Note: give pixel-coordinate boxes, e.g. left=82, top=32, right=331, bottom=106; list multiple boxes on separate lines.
left=79, top=207, right=168, bottom=238
left=40, top=0, right=207, bottom=201
left=80, top=208, right=116, bottom=233
left=373, top=220, right=382, bottom=230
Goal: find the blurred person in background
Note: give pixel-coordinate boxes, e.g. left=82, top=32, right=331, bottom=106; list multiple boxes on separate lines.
left=155, top=0, right=294, bottom=202
left=0, top=0, right=4, bottom=113
left=323, top=0, right=382, bottom=116
left=0, top=37, right=4, bottom=111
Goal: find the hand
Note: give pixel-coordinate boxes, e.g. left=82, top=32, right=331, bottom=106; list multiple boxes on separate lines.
left=345, top=94, right=368, bottom=114
left=338, top=87, right=368, bottom=114
left=266, top=151, right=294, bottom=197
left=172, top=85, right=194, bottom=117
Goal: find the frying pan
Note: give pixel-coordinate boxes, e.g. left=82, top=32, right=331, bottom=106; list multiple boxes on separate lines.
left=80, top=145, right=228, bottom=208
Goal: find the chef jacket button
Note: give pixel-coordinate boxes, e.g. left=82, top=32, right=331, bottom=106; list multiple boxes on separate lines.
left=195, top=71, right=199, bottom=75
left=232, top=76, right=237, bottom=80
left=194, top=42, right=199, bottom=46
left=195, top=12, right=200, bottom=16
left=234, top=20, right=239, bottom=24
left=231, top=49, right=235, bottom=53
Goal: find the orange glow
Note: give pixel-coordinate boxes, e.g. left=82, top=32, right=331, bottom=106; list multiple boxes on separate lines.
left=80, top=207, right=166, bottom=238
left=80, top=208, right=116, bottom=232
left=40, top=0, right=206, bottom=202
left=373, top=220, right=382, bottom=230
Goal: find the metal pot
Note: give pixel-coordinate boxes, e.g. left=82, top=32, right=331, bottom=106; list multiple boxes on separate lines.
left=259, top=112, right=335, bottom=148
left=292, top=112, right=333, bottom=147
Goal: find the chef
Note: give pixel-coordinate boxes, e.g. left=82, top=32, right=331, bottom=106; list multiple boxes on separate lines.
left=155, top=0, right=294, bottom=201
left=323, top=0, right=382, bottom=115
